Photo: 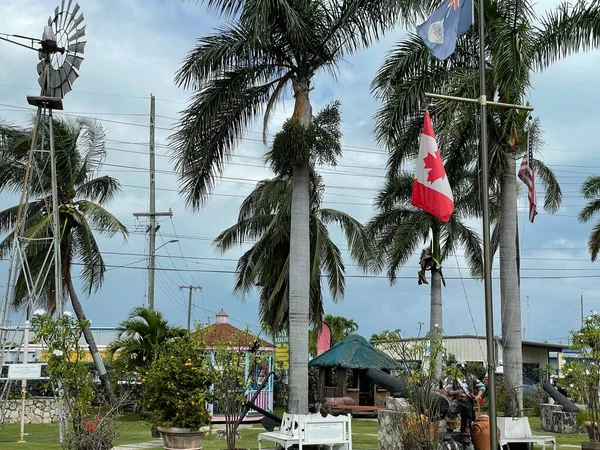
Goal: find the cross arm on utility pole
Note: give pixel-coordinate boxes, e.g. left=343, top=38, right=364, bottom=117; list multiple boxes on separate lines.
left=180, top=285, right=203, bottom=332
left=133, top=208, right=174, bottom=310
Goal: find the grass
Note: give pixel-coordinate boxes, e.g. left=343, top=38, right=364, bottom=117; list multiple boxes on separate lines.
left=0, top=413, right=589, bottom=450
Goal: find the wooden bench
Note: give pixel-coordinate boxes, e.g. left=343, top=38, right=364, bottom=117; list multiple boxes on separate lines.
left=258, top=412, right=352, bottom=449
left=497, top=417, right=556, bottom=450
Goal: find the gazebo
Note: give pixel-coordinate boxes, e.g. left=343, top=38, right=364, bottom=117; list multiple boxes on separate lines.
left=309, top=334, right=398, bottom=407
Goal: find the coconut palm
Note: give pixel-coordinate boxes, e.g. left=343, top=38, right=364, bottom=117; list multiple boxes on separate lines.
left=0, top=117, right=127, bottom=405
left=370, top=0, right=600, bottom=413
left=578, top=176, right=600, bottom=261
left=215, top=171, right=370, bottom=334
left=171, top=0, right=427, bottom=413
left=367, top=169, right=484, bottom=380
left=107, top=307, right=187, bottom=374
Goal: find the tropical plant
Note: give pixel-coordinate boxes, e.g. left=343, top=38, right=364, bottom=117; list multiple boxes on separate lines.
left=215, top=171, right=370, bottom=335
left=107, top=306, right=187, bottom=374
left=142, top=334, right=212, bottom=430
left=579, top=176, right=600, bottom=261
left=308, top=314, right=359, bottom=356
left=31, top=310, right=122, bottom=450
left=562, top=312, right=600, bottom=442
left=367, top=170, right=484, bottom=380
left=369, top=0, right=600, bottom=413
left=172, top=0, right=429, bottom=414
left=0, top=117, right=128, bottom=405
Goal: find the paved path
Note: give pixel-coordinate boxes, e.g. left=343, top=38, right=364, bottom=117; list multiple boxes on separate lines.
left=112, top=439, right=162, bottom=450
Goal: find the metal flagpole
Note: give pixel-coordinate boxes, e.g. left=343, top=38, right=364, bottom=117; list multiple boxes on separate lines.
left=475, top=0, right=498, bottom=446
left=424, top=1, right=533, bottom=448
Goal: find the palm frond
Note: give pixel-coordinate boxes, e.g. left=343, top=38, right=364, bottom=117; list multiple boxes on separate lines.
left=534, top=158, right=562, bottom=213
left=75, top=176, right=121, bottom=204
left=76, top=200, right=129, bottom=239
left=170, top=66, right=289, bottom=209
left=319, top=208, right=373, bottom=270
left=535, top=0, right=600, bottom=70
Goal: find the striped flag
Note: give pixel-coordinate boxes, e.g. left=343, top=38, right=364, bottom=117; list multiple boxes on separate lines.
left=518, top=133, right=537, bottom=223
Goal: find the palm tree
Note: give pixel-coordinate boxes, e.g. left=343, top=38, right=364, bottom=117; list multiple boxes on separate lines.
left=367, top=170, right=484, bottom=381
left=171, top=0, right=426, bottom=413
left=215, top=171, right=370, bottom=335
left=0, top=117, right=127, bottom=405
left=579, top=176, right=600, bottom=261
left=369, top=0, right=600, bottom=413
left=107, top=307, right=187, bottom=374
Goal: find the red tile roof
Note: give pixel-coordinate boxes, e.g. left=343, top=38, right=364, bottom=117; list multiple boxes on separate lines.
left=195, top=322, right=274, bottom=349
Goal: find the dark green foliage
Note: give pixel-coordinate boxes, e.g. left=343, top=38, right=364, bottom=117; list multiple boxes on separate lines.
left=142, top=335, right=212, bottom=430
left=215, top=173, right=372, bottom=333
left=267, top=102, right=343, bottom=176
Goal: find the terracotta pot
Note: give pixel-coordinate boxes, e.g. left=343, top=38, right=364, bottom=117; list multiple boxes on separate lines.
left=471, top=415, right=501, bottom=450
left=157, top=426, right=209, bottom=450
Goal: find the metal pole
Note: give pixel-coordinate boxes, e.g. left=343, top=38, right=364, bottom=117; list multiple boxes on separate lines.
left=49, top=106, right=63, bottom=316
left=148, top=94, right=156, bottom=310
left=187, top=288, right=193, bottom=332
left=477, top=0, right=498, bottom=447
left=180, top=285, right=202, bottom=332
left=581, top=291, right=584, bottom=327
left=18, top=320, right=30, bottom=442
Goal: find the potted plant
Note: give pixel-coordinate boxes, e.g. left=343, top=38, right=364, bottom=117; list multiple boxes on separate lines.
left=142, top=334, right=212, bottom=450
left=563, top=312, right=600, bottom=450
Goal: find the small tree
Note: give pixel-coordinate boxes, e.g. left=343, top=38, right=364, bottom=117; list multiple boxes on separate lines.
left=209, top=328, right=267, bottom=450
left=31, top=310, right=122, bottom=450
left=562, top=312, right=600, bottom=442
left=371, top=325, right=446, bottom=450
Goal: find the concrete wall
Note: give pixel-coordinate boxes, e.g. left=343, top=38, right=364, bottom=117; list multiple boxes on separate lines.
left=1, top=397, right=58, bottom=424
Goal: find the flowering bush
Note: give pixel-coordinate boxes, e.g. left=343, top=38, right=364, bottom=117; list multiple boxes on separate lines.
left=31, top=311, right=120, bottom=450
left=562, top=312, right=600, bottom=442
left=142, top=334, right=212, bottom=430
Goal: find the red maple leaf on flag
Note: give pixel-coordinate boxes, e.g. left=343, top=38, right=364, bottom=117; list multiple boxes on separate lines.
left=423, top=151, right=446, bottom=183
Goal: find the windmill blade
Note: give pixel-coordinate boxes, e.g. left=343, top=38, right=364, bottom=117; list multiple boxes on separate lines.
left=61, top=79, right=72, bottom=97
left=67, top=3, right=81, bottom=30
left=67, top=69, right=78, bottom=87
left=69, top=13, right=84, bottom=33
left=52, top=6, right=60, bottom=25
left=62, top=0, right=73, bottom=29
left=67, top=41, right=86, bottom=54
left=65, top=54, right=83, bottom=70
left=68, top=25, right=85, bottom=42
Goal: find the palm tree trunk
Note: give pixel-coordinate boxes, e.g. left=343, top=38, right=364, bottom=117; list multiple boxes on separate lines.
left=66, top=274, right=117, bottom=406
left=287, top=77, right=312, bottom=414
left=499, top=153, right=523, bottom=416
left=430, top=269, right=443, bottom=382
left=430, top=228, right=443, bottom=383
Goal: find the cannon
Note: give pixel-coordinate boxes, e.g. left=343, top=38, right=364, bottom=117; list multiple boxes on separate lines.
left=367, top=368, right=450, bottom=420
left=542, top=381, right=580, bottom=413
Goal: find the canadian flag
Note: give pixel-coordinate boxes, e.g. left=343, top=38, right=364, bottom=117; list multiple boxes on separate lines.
left=411, top=111, right=454, bottom=222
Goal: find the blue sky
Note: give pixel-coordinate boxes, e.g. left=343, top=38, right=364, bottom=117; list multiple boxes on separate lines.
left=0, top=0, right=599, bottom=352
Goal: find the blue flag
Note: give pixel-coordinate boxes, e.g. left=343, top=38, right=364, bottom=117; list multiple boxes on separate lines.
left=417, top=0, right=473, bottom=61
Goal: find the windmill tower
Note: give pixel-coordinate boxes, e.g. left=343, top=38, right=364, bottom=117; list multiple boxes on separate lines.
left=0, top=2, right=86, bottom=439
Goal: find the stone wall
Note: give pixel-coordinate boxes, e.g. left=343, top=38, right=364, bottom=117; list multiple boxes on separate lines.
left=1, top=397, right=58, bottom=424
left=540, top=403, right=581, bottom=434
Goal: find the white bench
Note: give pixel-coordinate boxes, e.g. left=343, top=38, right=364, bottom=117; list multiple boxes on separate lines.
left=258, top=412, right=352, bottom=450
left=497, top=417, right=556, bottom=450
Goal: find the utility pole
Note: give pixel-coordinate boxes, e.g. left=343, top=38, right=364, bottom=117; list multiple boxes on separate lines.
left=581, top=290, right=584, bottom=327
left=133, top=94, right=174, bottom=310
left=180, top=285, right=202, bottom=331
left=149, top=94, right=156, bottom=309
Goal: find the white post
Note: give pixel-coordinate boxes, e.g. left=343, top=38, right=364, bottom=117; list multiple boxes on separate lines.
left=18, top=320, right=30, bottom=442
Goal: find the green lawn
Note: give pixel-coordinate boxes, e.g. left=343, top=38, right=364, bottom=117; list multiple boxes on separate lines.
left=0, top=414, right=589, bottom=450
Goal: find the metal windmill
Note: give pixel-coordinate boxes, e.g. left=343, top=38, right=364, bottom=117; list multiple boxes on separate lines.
left=0, top=1, right=86, bottom=438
